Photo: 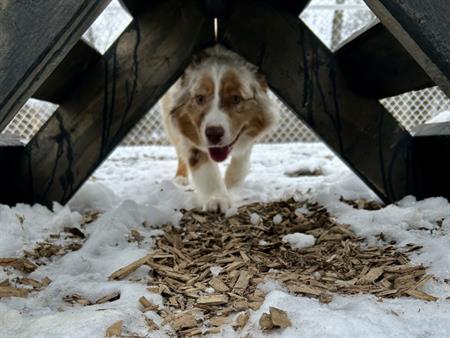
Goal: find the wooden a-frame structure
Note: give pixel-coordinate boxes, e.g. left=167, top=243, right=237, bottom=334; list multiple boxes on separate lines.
left=0, top=0, right=449, bottom=207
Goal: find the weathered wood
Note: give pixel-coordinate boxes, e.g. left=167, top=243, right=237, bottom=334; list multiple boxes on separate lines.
left=0, top=0, right=111, bottom=130
left=412, top=122, right=450, bottom=200
left=0, top=135, right=24, bottom=205
left=219, top=0, right=414, bottom=202
left=33, top=40, right=102, bottom=103
left=5, top=0, right=214, bottom=206
left=336, top=23, right=433, bottom=99
left=363, top=0, right=450, bottom=97
left=204, top=0, right=230, bottom=18
left=269, top=0, right=311, bottom=15
left=203, top=0, right=310, bottom=18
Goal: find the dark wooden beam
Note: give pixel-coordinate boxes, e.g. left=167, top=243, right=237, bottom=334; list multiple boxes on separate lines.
left=1, top=0, right=214, bottom=207
left=264, top=0, right=310, bottom=15
left=33, top=40, right=102, bottom=103
left=119, top=0, right=141, bottom=16
left=203, top=0, right=310, bottom=18
left=219, top=0, right=414, bottom=203
left=363, top=0, right=450, bottom=98
left=412, top=122, right=450, bottom=200
left=204, top=0, right=230, bottom=18
left=0, top=134, right=24, bottom=205
left=336, top=23, right=434, bottom=99
left=0, top=0, right=111, bottom=130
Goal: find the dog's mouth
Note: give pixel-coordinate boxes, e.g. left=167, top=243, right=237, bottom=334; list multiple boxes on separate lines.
left=208, top=130, right=242, bottom=162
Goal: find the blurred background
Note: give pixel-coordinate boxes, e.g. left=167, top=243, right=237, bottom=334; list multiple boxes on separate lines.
left=4, top=0, right=450, bottom=145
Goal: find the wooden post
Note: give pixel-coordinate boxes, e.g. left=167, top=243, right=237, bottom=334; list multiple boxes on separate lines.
left=219, top=0, right=415, bottom=203
left=363, top=0, right=450, bottom=98
left=0, top=0, right=111, bottom=130
left=1, top=0, right=214, bottom=206
left=336, top=23, right=433, bottom=99
left=33, top=41, right=103, bottom=103
left=411, top=122, right=450, bottom=200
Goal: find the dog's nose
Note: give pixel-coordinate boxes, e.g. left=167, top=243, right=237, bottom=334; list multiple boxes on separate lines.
left=205, top=126, right=225, bottom=145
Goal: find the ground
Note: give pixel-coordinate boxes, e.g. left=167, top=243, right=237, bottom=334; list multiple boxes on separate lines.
left=1, top=143, right=450, bottom=337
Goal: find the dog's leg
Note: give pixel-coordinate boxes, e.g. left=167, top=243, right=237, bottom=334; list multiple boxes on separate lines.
left=225, top=147, right=252, bottom=189
left=188, top=148, right=231, bottom=212
left=173, top=144, right=189, bottom=185
left=174, top=157, right=189, bottom=186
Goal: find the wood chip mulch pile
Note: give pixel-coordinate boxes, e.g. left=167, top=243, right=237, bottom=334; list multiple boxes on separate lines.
left=0, top=200, right=439, bottom=336
left=107, top=198, right=438, bottom=336
left=0, top=211, right=99, bottom=299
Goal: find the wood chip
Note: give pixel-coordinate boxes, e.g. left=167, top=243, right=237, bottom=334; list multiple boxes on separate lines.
left=96, top=292, right=120, bottom=304
left=358, top=267, right=384, bottom=284
left=138, top=296, right=159, bottom=311
left=209, top=316, right=229, bottom=326
left=130, top=229, right=144, bottom=242
left=224, top=261, right=245, bottom=273
left=169, top=313, right=198, bottom=330
left=105, top=320, right=123, bottom=337
left=0, top=286, right=29, bottom=298
left=383, top=265, right=422, bottom=273
left=145, top=317, right=160, bottom=330
left=405, top=289, right=438, bottom=302
left=259, top=313, right=274, bottom=330
left=0, top=257, right=37, bottom=273
left=41, top=277, right=52, bottom=287
left=108, top=255, right=150, bottom=280
left=288, top=284, right=323, bottom=296
left=270, top=307, right=292, bottom=328
left=232, top=270, right=252, bottom=295
left=19, top=277, right=42, bottom=289
left=319, top=292, right=333, bottom=304
left=197, top=294, right=229, bottom=306
left=64, top=227, right=85, bottom=238
left=233, top=311, right=250, bottom=330
left=209, top=278, right=230, bottom=292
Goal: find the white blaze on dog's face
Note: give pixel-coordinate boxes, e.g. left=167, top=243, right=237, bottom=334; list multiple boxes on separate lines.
left=170, top=46, right=276, bottom=162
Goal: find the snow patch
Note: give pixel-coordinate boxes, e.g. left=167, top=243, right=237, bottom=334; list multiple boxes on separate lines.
left=282, top=233, right=316, bottom=249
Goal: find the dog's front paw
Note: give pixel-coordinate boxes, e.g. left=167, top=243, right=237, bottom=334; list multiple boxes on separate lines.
left=203, top=194, right=232, bottom=213
left=174, top=175, right=189, bottom=186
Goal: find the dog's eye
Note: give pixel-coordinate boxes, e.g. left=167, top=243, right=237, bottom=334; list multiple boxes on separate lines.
left=231, top=95, right=241, bottom=105
left=195, top=95, right=205, bottom=105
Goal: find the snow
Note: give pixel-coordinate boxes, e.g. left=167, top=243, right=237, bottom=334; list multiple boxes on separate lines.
left=210, top=266, right=223, bottom=277
left=282, top=233, right=316, bottom=250
left=272, top=214, right=283, bottom=225
left=250, top=213, right=262, bottom=225
left=426, top=110, right=450, bottom=124
left=1, top=142, right=450, bottom=337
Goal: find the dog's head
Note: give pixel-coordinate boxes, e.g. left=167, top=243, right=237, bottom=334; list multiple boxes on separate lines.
left=170, top=45, right=277, bottom=162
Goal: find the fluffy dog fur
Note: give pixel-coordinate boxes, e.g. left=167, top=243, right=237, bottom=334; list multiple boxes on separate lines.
left=161, top=45, right=277, bottom=212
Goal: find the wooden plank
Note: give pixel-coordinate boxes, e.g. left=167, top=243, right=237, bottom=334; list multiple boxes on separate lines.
left=363, top=0, right=450, bottom=97
left=5, top=0, right=214, bottom=207
left=204, top=0, right=230, bottom=18
left=412, top=122, right=450, bottom=137
left=336, top=23, right=433, bottom=99
left=264, top=0, right=311, bottom=15
left=0, top=135, right=24, bottom=205
left=219, top=0, right=414, bottom=202
left=203, top=0, right=310, bottom=18
left=0, top=0, right=111, bottom=130
left=412, top=122, right=450, bottom=200
left=33, top=40, right=102, bottom=103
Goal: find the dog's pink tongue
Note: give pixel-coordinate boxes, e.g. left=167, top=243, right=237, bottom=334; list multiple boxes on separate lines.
left=208, top=146, right=230, bottom=162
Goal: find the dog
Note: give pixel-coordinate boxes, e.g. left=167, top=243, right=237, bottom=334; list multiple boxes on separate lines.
left=161, top=45, right=277, bottom=212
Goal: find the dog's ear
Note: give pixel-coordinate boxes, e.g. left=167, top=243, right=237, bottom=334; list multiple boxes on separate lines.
left=256, top=72, right=268, bottom=91
left=170, top=88, right=190, bottom=117
left=191, top=50, right=209, bottom=68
